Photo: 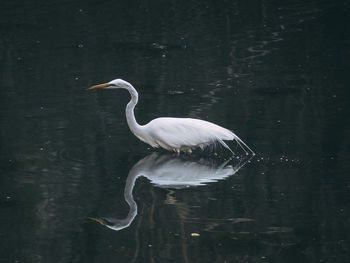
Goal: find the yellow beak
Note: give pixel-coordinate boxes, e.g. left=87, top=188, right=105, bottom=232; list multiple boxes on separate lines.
left=87, top=83, right=110, bottom=90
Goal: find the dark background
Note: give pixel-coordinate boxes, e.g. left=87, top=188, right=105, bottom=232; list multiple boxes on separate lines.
left=1, top=0, right=349, bottom=262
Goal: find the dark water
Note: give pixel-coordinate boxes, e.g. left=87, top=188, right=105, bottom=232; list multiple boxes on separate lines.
left=1, top=0, right=350, bottom=262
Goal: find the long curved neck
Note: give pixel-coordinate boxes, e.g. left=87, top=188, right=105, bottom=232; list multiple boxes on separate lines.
left=125, top=84, right=143, bottom=136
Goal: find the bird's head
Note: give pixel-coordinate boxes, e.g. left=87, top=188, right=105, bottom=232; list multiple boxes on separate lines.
left=87, top=78, right=132, bottom=90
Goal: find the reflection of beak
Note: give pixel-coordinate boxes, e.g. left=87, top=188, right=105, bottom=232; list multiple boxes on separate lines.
left=87, top=83, right=110, bottom=90
left=89, top=217, right=107, bottom=225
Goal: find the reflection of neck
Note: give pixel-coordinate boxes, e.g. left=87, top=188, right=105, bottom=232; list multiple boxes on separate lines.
left=100, top=171, right=139, bottom=231
left=122, top=170, right=138, bottom=227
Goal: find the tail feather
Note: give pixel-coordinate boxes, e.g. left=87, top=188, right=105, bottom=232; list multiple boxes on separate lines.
left=218, top=139, right=234, bottom=155
left=216, top=128, right=255, bottom=156
left=232, top=133, right=255, bottom=155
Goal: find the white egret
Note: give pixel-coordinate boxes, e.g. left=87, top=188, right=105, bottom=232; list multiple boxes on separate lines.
left=88, top=79, right=254, bottom=155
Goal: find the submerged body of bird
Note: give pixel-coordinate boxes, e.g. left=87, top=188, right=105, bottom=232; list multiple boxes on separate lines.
left=88, top=79, right=254, bottom=155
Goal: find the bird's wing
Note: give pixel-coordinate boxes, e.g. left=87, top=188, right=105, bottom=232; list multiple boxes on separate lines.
left=146, top=117, right=235, bottom=149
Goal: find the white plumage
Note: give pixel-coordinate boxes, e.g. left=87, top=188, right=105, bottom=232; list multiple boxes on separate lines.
left=88, top=78, right=254, bottom=155
left=146, top=118, right=232, bottom=151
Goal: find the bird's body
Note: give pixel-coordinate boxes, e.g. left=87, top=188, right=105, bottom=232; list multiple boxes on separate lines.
left=88, top=79, right=254, bottom=155
left=141, top=117, right=234, bottom=151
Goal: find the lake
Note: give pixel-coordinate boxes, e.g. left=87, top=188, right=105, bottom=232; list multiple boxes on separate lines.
left=0, top=0, right=349, bottom=262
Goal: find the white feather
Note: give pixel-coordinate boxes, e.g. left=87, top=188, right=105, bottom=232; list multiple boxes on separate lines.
left=143, top=117, right=253, bottom=154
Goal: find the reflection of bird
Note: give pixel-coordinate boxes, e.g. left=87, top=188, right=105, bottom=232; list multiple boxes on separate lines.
left=90, top=152, right=252, bottom=231
left=88, top=79, right=254, bottom=155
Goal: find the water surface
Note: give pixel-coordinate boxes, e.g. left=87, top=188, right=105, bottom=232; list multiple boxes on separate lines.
left=0, top=0, right=349, bottom=262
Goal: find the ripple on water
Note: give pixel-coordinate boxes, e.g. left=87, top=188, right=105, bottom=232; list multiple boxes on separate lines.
left=252, top=86, right=303, bottom=96
left=253, top=154, right=303, bottom=168
left=57, top=148, right=86, bottom=166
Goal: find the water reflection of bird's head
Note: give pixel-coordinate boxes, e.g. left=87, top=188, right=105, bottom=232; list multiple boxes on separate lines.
left=90, top=152, right=251, bottom=231
left=89, top=217, right=132, bottom=231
